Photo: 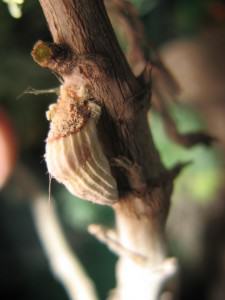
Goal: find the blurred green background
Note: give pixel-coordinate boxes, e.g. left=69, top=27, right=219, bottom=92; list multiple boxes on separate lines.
left=0, top=0, right=225, bottom=299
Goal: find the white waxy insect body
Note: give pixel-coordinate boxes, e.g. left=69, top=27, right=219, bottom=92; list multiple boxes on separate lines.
left=45, top=84, right=118, bottom=205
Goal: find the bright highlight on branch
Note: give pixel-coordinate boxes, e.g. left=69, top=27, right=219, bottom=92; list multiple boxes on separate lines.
left=2, top=0, right=24, bottom=19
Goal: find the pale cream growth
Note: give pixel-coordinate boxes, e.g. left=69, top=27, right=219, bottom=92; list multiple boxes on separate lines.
left=45, top=118, right=118, bottom=205
left=76, top=85, right=92, bottom=100
left=46, top=84, right=92, bottom=141
left=46, top=103, right=58, bottom=121
left=88, top=101, right=101, bottom=120
left=45, top=83, right=118, bottom=205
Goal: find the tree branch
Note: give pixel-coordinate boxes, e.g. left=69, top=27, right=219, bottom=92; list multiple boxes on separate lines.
left=88, top=224, right=147, bottom=264
left=14, top=164, right=99, bottom=300
left=32, top=196, right=99, bottom=300
left=33, top=1, right=177, bottom=299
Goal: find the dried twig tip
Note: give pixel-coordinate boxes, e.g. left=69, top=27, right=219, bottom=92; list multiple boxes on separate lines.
left=32, top=40, right=53, bottom=66
left=31, top=40, right=73, bottom=74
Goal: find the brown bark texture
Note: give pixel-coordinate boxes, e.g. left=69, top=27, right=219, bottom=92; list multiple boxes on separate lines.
left=33, top=0, right=177, bottom=299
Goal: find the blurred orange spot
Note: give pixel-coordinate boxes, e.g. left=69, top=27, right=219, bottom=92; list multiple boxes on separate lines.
left=0, top=109, right=17, bottom=188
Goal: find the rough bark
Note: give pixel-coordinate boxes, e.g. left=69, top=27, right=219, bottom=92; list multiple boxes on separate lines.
left=34, top=1, right=177, bottom=299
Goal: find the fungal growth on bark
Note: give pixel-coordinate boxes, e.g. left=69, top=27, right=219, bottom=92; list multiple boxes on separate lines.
left=45, top=83, right=118, bottom=205
left=33, top=40, right=118, bottom=205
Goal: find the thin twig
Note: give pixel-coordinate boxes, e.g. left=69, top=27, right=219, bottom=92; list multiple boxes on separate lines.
left=17, top=86, right=59, bottom=99
left=14, top=164, right=99, bottom=300
left=105, top=0, right=180, bottom=98
left=154, top=87, right=215, bottom=148
left=88, top=224, right=147, bottom=265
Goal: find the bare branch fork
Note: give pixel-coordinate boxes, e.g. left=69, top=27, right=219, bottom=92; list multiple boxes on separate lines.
left=32, top=1, right=179, bottom=299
